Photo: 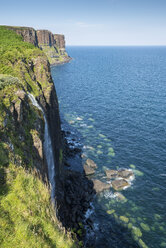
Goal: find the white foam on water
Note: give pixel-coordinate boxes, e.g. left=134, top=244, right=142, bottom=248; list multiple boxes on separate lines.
left=85, top=202, right=94, bottom=219
left=103, top=191, right=116, bottom=199
left=28, top=93, right=55, bottom=199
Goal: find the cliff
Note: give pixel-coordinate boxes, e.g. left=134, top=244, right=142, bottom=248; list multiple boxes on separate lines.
left=0, top=26, right=76, bottom=247
left=7, top=25, right=71, bottom=65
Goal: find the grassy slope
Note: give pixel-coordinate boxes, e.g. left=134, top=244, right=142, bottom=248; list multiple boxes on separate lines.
left=0, top=26, right=77, bottom=248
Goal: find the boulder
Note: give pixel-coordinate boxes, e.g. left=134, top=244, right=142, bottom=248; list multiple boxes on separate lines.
left=105, top=169, right=118, bottom=179
left=84, top=164, right=95, bottom=176
left=112, top=179, right=129, bottom=191
left=92, top=179, right=111, bottom=193
left=85, top=158, right=97, bottom=169
left=118, top=169, right=134, bottom=180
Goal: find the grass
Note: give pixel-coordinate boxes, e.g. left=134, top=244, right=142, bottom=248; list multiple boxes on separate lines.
left=0, top=26, right=77, bottom=248
left=0, top=163, right=76, bottom=248
left=0, top=26, right=49, bottom=97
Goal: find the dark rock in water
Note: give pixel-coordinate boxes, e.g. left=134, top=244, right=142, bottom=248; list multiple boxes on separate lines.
left=84, top=164, right=95, bottom=175
left=92, top=179, right=111, bottom=193
left=105, top=169, right=118, bottom=179
left=118, top=169, right=134, bottom=180
left=112, top=179, right=129, bottom=191
left=85, top=159, right=98, bottom=169
left=64, top=161, right=70, bottom=167
left=57, top=170, right=95, bottom=230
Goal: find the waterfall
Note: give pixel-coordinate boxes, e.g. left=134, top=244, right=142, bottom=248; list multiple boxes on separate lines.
left=28, top=93, right=55, bottom=199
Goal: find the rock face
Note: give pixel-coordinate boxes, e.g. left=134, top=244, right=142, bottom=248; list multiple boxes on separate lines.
left=37, top=30, right=55, bottom=46
left=37, top=30, right=71, bottom=65
left=58, top=170, right=95, bottom=229
left=54, top=34, right=65, bottom=49
left=0, top=38, right=63, bottom=197
left=6, top=25, right=71, bottom=65
left=7, top=26, right=38, bottom=46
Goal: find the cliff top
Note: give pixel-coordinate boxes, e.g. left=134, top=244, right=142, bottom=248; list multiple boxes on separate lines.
left=0, top=26, right=76, bottom=248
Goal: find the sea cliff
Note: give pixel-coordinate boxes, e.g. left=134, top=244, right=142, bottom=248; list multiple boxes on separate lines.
left=0, top=26, right=76, bottom=247
left=7, top=26, right=71, bottom=65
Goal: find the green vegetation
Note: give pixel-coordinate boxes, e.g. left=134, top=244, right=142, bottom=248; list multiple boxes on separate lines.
left=0, top=163, right=76, bottom=248
left=59, top=149, right=63, bottom=164
left=0, top=26, right=50, bottom=97
left=39, top=44, right=68, bottom=65
left=0, top=26, right=77, bottom=247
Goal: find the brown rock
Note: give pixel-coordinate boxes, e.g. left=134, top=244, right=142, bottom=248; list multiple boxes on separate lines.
left=105, top=169, right=118, bottom=179
left=54, top=34, right=65, bottom=49
left=118, top=169, right=134, bottom=180
left=37, top=30, right=55, bottom=46
left=84, top=164, right=95, bottom=176
left=15, top=90, right=26, bottom=100
left=85, top=158, right=97, bottom=169
left=7, top=26, right=38, bottom=46
left=112, top=179, right=129, bottom=191
left=93, top=179, right=111, bottom=193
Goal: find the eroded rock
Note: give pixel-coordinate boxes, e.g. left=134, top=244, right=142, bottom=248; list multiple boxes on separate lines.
left=85, top=159, right=98, bottom=169
left=84, top=164, right=95, bottom=176
left=112, top=179, right=129, bottom=191
left=118, top=169, right=134, bottom=180
left=93, top=179, right=111, bottom=193
left=105, top=168, right=134, bottom=181
left=105, top=170, right=118, bottom=179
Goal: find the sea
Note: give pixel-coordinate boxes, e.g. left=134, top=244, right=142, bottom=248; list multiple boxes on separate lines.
left=51, top=46, right=166, bottom=248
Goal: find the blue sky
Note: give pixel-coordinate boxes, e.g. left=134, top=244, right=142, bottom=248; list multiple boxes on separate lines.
left=1, top=0, right=166, bottom=46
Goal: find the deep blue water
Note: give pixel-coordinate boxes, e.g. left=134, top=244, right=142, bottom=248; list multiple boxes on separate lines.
left=52, top=47, right=166, bottom=248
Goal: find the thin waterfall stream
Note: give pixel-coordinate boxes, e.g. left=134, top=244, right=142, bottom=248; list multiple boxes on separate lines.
left=28, top=93, right=55, bottom=199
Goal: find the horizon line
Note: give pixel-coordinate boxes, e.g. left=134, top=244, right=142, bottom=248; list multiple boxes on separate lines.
left=66, top=45, right=166, bottom=47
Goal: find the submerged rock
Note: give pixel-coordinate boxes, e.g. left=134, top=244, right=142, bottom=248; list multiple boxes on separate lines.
left=114, top=192, right=127, bottom=202
left=92, top=179, right=111, bottom=193
left=112, top=179, right=129, bottom=191
left=119, top=216, right=129, bottom=223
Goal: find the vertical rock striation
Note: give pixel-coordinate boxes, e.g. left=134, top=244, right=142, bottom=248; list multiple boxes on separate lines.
left=5, top=25, right=71, bottom=65
left=7, top=26, right=38, bottom=46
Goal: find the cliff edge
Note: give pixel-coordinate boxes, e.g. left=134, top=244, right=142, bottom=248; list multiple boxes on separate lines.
left=6, top=26, right=71, bottom=65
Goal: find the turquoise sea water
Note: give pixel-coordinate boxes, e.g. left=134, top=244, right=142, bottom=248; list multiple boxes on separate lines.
left=52, top=47, right=166, bottom=248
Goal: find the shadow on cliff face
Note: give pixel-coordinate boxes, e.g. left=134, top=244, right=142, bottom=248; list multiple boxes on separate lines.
left=0, top=166, right=9, bottom=197
left=0, top=94, right=49, bottom=179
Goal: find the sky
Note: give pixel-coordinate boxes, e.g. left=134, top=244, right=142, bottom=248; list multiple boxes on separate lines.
left=0, top=0, right=166, bottom=46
